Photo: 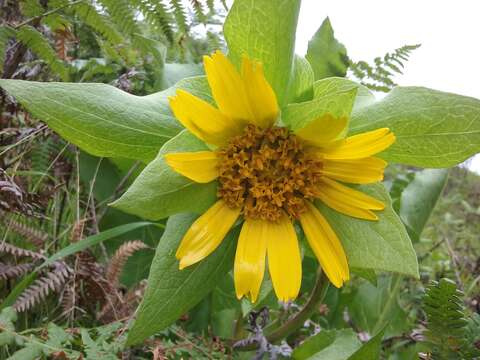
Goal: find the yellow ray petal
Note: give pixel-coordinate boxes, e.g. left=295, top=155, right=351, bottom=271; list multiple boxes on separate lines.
left=241, top=56, right=278, bottom=128
left=316, top=177, right=385, bottom=220
left=204, top=51, right=254, bottom=122
left=266, top=216, right=301, bottom=302
left=322, top=157, right=387, bottom=184
left=322, top=128, right=396, bottom=159
left=164, top=151, right=219, bottom=183
left=176, top=200, right=240, bottom=269
left=295, top=114, right=348, bottom=148
left=169, top=89, right=243, bottom=146
left=299, top=202, right=349, bottom=288
left=234, top=219, right=267, bottom=302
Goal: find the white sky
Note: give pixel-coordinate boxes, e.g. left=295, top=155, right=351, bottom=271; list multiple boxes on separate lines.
left=295, top=0, right=480, bottom=173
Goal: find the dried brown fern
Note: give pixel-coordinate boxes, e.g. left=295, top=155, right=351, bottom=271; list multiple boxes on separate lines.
left=0, top=262, right=35, bottom=280
left=13, top=261, right=72, bottom=312
left=105, top=240, right=148, bottom=286
left=2, top=217, right=48, bottom=247
left=0, top=242, right=45, bottom=260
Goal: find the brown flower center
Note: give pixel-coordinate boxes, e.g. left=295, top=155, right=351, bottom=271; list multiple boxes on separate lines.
left=217, top=125, right=323, bottom=222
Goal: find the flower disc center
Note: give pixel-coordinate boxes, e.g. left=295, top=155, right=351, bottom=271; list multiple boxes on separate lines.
left=217, top=125, right=322, bottom=222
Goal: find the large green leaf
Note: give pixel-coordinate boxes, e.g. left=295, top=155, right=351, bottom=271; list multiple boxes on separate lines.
left=292, top=329, right=362, bottom=360
left=313, top=77, right=375, bottom=111
left=350, top=87, right=480, bottom=168
left=347, top=328, right=386, bottom=360
left=126, top=214, right=238, bottom=345
left=0, top=80, right=181, bottom=161
left=111, top=130, right=217, bottom=220
left=305, top=17, right=349, bottom=81
left=287, top=55, right=315, bottom=103
left=224, top=0, right=301, bottom=105
left=317, top=184, right=419, bottom=277
left=399, top=169, right=449, bottom=241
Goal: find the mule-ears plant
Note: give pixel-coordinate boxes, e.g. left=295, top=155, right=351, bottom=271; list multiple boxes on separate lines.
left=1, top=0, right=479, bottom=355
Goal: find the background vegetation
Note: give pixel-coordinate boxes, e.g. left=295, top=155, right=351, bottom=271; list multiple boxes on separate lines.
left=0, top=0, right=479, bottom=358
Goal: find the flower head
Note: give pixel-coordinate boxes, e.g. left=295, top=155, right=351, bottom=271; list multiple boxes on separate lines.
left=165, top=51, right=395, bottom=302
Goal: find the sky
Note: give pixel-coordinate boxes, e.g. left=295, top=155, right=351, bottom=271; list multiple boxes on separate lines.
left=294, top=0, right=480, bottom=173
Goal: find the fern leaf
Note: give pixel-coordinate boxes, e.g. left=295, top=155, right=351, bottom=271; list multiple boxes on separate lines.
left=2, top=217, right=48, bottom=248
left=423, top=278, right=470, bottom=359
left=190, top=0, right=207, bottom=24
left=169, top=0, right=189, bottom=34
left=105, top=240, right=148, bottom=286
left=73, top=3, right=124, bottom=45
left=206, top=0, right=215, bottom=13
left=0, top=262, right=35, bottom=280
left=98, top=0, right=141, bottom=38
left=20, top=0, right=44, bottom=18
left=0, top=26, right=17, bottom=73
left=13, top=261, right=71, bottom=312
left=0, top=242, right=45, bottom=260
left=129, top=0, right=174, bottom=43
left=16, top=25, right=69, bottom=81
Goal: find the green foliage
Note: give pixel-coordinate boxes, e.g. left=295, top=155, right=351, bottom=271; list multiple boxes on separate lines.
left=350, top=86, right=480, bottom=168
left=224, top=0, right=301, bottom=105
left=127, top=214, right=238, bottom=345
left=349, top=44, right=420, bottom=92
left=306, top=17, right=349, bottom=81
left=317, top=184, right=419, bottom=277
left=0, top=80, right=182, bottom=161
left=112, top=130, right=218, bottom=221
left=16, top=26, right=70, bottom=80
left=74, top=3, right=124, bottom=45
left=423, top=278, right=480, bottom=359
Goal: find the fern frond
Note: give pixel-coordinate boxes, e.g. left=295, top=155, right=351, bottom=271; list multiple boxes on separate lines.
left=206, top=0, right=215, bottom=13
left=348, top=44, right=420, bottom=92
left=98, top=0, right=141, bottom=38
left=13, top=262, right=72, bottom=312
left=16, top=25, right=69, bottom=81
left=20, top=0, right=44, bottom=18
left=2, top=217, right=48, bottom=248
left=423, top=278, right=470, bottom=359
left=190, top=0, right=207, bottom=24
left=169, top=0, right=189, bottom=34
left=0, top=242, right=45, bottom=260
left=129, top=0, right=174, bottom=43
left=105, top=240, right=148, bottom=286
left=73, top=3, right=124, bottom=45
left=0, top=26, right=17, bottom=73
left=0, top=262, right=35, bottom=280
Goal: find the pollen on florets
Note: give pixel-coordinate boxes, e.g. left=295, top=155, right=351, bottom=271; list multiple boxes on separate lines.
left=217, top=125, right=323, bottom=222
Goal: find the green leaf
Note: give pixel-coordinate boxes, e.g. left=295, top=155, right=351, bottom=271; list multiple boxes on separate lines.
left=350, top=87, right=480, bottom=168
left=347, top=328, right=386, bottom=360
left=282, top=88, right=357, bottom=132
left=287, top=55, right=315, bottom=103
left=305, top=17, right=349, bottom=81
left=162, top=63, right=204, bottom=89
left=0, top=79, right=182, bottom=161
left=126, top=213, right=238, bottom=345
left=351, top=267, right=377, bottom=287
left=317, top=184, right=419, bottom=277
left=313, top=77, right=375, bottom=111
left=111, top=130, right=218, bottom=220
left=348, top=275, right=408, bottom=337
left=38, top=222, right=155, bottom=270
left=292, top=329, right=362, bottom=360
left=399, top=169, right=449, bottom=241
left=224, top=0, right=301, bottom=105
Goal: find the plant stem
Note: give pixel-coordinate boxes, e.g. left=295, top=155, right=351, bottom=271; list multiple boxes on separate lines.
left=234, top=269, right=329, bottom=351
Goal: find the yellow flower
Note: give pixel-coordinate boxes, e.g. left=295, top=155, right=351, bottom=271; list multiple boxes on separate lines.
left=165, top=51, right=395, bottom=303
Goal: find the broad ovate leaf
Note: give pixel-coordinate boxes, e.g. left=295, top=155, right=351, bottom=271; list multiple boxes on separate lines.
left=0, top=80, right=181, bottom=161
left=126, top=214, right=237, bottom=345
left=224, top=0, right=301, bottom=105
left=111, top=130, right=217, bottom=221
left=317, top=184, right=419, bottom=278
left=350, top=87, right=480, bottom=168
left=305, top=17, right=349, bottom=81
